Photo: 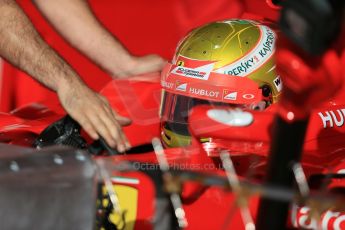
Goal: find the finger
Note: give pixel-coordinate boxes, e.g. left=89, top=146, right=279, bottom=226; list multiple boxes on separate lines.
left=81, top=119, right=99, bottom=140
left=71, top=113, right=99, bottom=140
left=87, top=111, right=117, bottom=148
left=102, top=101, right=132, bottom=126
left=99, top=97, right=129, bottom=124
left=103, top=104, right=131, bottom=147
left=98, top=110, right=129, bottom=152
left=112, top=113, right=131, bottom=148
left=115, top=114, right=132, bottom=126
left=99, top=96, right=131, bottom=149
left=96, top=104, right=129, bottom=152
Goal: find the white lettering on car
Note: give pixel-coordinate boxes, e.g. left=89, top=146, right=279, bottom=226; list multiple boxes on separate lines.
left=318, top=109, right=345, bottom=128
left=292, top=205, right=345, bottom=229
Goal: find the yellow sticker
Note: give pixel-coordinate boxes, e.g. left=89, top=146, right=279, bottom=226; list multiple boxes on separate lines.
left=177, top=60, right=184, bottom=66
left=101, top=185, right=138, bottom=230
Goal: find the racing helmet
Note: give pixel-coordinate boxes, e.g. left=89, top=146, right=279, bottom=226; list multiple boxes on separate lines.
left=160, top=19, right=282, bottom=148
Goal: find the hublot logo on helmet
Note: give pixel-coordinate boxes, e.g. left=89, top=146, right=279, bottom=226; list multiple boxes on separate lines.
left=189, top=87, right=220, bottom=98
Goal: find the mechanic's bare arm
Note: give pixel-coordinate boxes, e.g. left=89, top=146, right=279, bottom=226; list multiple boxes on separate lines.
left=0, top=0, right=130, bottom=151
left=33, top=0, right=165, bottom=78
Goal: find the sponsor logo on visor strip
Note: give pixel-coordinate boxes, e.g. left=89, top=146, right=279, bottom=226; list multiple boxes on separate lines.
left=242, top=94, right=255, bottom=99
left=171, top=63, right=214, bottom=80
left=175, top=82, right=188, bottom=92
left=189, top=87, right=220, bottom=98
left=223, top=90, right=256, bottom=101
left=223, top=91, right=238, bottom=100
left=161, top=80, right=174, bottom=89
left=215, top=25, right=276, bottom=77
left=164, top=79, right=258, bottom=102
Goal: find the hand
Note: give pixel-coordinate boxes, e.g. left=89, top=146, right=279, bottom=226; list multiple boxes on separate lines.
left=57, top=79, right=131, bottom=152
left=114, top=54, right=166, bottom=78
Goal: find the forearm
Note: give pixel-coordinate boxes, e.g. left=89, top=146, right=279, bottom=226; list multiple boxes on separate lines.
left=0, top=0, right=133, bottom=150
left=0, top=0, right=83, bottom=92
left=33, top=0, right=133, bottom=77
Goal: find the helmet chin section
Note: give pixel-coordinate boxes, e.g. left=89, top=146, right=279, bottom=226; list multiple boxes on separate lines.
left=161, top=125, right=191, bottom=148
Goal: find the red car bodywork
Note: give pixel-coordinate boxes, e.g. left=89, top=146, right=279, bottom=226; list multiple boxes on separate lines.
left=1, top=75, right=345, bottom=229
left=1, top=1, right=345, bottom=229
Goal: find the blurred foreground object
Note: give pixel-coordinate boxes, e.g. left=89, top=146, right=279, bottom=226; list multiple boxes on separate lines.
left=279, top=0, right=345, bottom=55
left=256, top=0, right=345, bottom=229
left=0, top=144, right=96, bottom=230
